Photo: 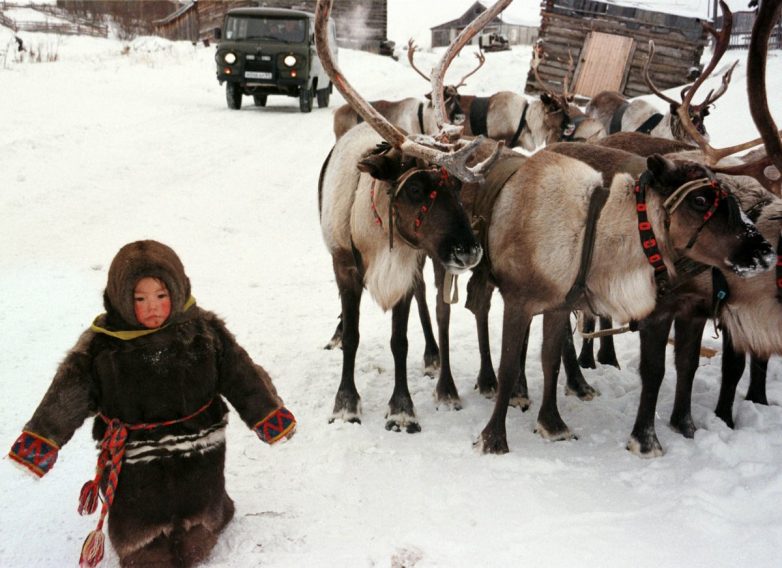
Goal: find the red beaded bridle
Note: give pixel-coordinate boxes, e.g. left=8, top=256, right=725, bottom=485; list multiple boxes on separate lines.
left=371, top=166, right=452, bottom=249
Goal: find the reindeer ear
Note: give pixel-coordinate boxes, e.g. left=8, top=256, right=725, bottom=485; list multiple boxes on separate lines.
left=357, top=154, right=402, bottom=181
left=540, top=93, right=553, bottom=106
left=646, top=154, right=677, bottom=189
left=669, top=102, right=678, bottom=114
left=424, top=92, right=433, bottom=101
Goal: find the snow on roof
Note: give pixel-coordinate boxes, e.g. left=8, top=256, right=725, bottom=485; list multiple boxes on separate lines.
left=3, top=7, right=71, bottom=26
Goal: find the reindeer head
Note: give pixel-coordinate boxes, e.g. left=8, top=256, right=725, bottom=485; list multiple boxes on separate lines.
left=644, top=155, right=775, bottom=276
left=645, top=1, right=738, bottom=145
left=533, top=45, right=604, bottom=143
left=358, top=144, right=481, bottom=272
left=411, top=39, right=483, bottom=127
left=539, top=92, right=576, bottom=144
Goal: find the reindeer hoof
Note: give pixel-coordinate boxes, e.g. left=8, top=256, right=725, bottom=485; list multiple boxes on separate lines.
left=597, top=351, right=620, bottom=369
left=385, top=413, right=421, bottom=433
left=329, top=413, right=361, bottom=425
left=535, top=421, right=577, bottom=441
left=434, top=393, right=462, bottom=411
left=669, top=416, right=696, bottom=439
left=475, top=431, right=509, bottom=454
left=509, top=394, right=531, bottom=411
left=330, top=396, right=362, bottom=425
left=423, top=354, right=440, bottom=379
left=565, top=382, right=600, bottom=401
left=626, top=435, right=664, bottom=458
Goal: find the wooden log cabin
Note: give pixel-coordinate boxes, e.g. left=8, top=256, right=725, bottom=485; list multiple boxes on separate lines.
left=526, top=0, right=709, bottom=101
left=154, top=0, right=389, bottom=52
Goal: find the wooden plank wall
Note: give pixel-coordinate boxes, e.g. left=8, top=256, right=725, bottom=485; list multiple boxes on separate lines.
left=527, top=0, right=707, bottom=99
left=156, top=0, right=388, bottom=52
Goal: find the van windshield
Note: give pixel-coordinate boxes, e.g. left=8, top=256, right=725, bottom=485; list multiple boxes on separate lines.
left=224, top=16, right=306, bottom=43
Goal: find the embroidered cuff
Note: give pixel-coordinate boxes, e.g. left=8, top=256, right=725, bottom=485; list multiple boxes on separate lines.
left=253, top=407, right=296, bottom=444
left=9, top=431, right=60, bottom=478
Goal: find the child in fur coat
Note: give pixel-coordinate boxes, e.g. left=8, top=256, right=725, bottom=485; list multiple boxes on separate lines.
left=8, top=240, right=296, bottom=567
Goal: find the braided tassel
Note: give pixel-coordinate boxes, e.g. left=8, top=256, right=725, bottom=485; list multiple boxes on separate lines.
left=78, top=479, right=101, bottom=516
left=79, top=528, right=105, bottom=568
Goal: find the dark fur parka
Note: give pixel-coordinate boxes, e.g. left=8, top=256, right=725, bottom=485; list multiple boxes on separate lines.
left=11, top=240, right=294, bottom=565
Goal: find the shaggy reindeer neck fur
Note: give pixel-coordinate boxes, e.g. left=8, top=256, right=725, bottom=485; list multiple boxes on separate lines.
left=720, top=199, right=782, bottom=357
left=352, top=174, right=425, bottom=311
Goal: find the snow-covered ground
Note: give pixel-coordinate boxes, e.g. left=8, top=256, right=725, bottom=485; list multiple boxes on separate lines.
left=2, top=5, right=782, bottom=567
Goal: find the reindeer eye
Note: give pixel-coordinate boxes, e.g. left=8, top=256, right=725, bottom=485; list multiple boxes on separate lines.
left=404, top=180, right=425, bottom=201
left=689, top=193, right=711, bottom=211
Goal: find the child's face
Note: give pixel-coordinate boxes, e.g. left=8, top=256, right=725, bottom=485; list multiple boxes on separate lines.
left=133, top=277, right=172, bottom=329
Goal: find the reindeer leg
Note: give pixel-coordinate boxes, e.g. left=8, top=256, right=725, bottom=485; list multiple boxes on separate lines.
left=535, top=311, right=576, bottom=440
left=715, top=328, right=744, bottom=429
left=670, top=316, right=706, bottom=438
left=386, top=291, right=421, bottom=433
left=563, top=319, right=599, bottom=401
left=324, top=316, right=343, bottom=350
left=597, top=316, right=620, bottom=368
left=330, top=253, right=363, bottom=424
left=415, top=257, right=440, bottom=377
left=432, top=263, right=462, bottom=410
left=577, top=314, right=597, bottom=369
left=627, top=313, right=674, bottom=457
left=478, top=299, right=531, bottom=454
left=511, top=321, right=531, bottom=410
left=474, top=288, right=498, bottom=398
left=746, top=355, right=769, bottom=405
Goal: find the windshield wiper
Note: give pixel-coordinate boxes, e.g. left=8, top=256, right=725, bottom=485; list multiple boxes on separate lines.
left=244, top=35, right=289, bottom=43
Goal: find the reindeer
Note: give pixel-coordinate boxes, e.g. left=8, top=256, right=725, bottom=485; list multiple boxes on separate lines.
left=585, top=3, right=738, bottom=144
left=470, top=136, right=775, bottom=453
left=529, top=45, right=606, bottom=144
left=576, top=0, right=781, bottom=374
left=316, top=0, right=505, bottom=431
left=331, top=42, right=485, bottom=141
left=615, top=0, right=782, bottom=455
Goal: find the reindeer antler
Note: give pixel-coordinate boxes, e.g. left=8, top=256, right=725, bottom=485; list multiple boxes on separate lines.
left=643, top=42, right=679, bottom=106
left=430, top=0, right=513, bottom=137
left=645, top=1, right=738, bottom=113
left=453, top=50, right=486, bottom=89
left=314, top=0, right=500, bottom=184
left=746, top=0, right=782, bottom=183
left=532, top=45, right=575, bottom=106
left=406, top=39, right=431, bottom=82
left=664, top=0, right=782, bottom=195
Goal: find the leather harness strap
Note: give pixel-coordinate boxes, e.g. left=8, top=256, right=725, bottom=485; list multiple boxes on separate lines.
left=508, top=102, right=529, bottom=148
left=469, top=96, right=490, bottom=137
left=609, top=102, right=630, bottom=134
left=636, top=113, right=664, bottom=134
left=564, top=185, right=610, bottom=307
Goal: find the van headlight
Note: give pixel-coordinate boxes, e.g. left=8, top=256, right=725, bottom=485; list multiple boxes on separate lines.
left=224, top=52, right=236, bottom=64
left=283, top=54, right=297, bottom=67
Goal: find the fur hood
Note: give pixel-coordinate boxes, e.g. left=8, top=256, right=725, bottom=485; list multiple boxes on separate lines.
left=104, top=240, right=192, bottom=329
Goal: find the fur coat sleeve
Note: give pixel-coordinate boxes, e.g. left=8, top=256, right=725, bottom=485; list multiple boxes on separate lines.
left=210, top=315, right=296, bottom=444
left=9, top=329, right=98, bottom=477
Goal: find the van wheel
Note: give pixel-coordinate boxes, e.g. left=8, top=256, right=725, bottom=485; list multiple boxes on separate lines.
left=316, top=86, right=330, bottom=108
left=299, top=86, right=313, bottom=113
left=226, top=83, right=242, bottom=110
left=253, top=94, right=267, bottom=107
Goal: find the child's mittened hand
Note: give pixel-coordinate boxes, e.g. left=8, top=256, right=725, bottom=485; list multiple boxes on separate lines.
left=253, top=407, right=296, bottom=444
left=8, top=431, right=60, bottom=478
